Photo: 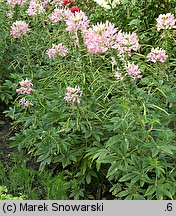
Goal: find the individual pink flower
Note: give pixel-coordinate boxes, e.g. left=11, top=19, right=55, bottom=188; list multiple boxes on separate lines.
left=84, top=21, right=117, bottom=54
left=46, top=44, right=68, bottom=59
left=156, top=13, right=176, bottom=31
left=16, top=78, right=34, bottom=94
left=10, top=20, right=30, bottom=38
left=64, top=86, right=82, bottom=104
left=125, top=62, right=142, bottom=81
left=7, top=0, right=26, bottom=7
left=26, top=0, right=45, bottom=17
left=147, top=47, right=168, bottom=63
left=65, top=11, right=90, bottom=32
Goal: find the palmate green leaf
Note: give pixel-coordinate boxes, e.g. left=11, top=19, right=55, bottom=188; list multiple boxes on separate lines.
left=116, top=190, right=130, bottom=198
left=92, top=149, right=109, bottom=161
left=119, top=173, right=137, bottom=182
left=156, top=183, right=173, bottom=200
left=80, top=158, right=88, bottom=175
left=107, top=161, right=122, bottom=178
left=86, top=173, right=91, bottom=184
left=145, top=185, right=156, bottom=197
left=133, top=194, right=145, bottom=200
left=160, top=145, right=176, bottom=155
left=131, top=175, right=141, bottom=184
left=151, top=147, right=159, bottom=157
left=96, top=155, right=117, bottom=164
left=162, top=188, right=173, bottom=200
left=39, top=157, right=51, bottom=172
left=37, top=152, right=50, bottom=162
left=128, top=19, right=141, bottom=27
left=106, top=135, right=120, bottom=148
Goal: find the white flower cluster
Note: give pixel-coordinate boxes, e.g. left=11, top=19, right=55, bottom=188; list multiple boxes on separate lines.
left=93, top=0, right=121, bottom=9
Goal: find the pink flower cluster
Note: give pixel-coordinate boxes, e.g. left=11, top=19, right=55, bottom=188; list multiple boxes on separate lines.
left=7, top=0, right=26, bottom=7
left=64, top=86, right=82, bottom=104
left=16, top=79, right=34, bottom=107
left=19, top=98, right=33, bottom=107
left=113, top=31, right=140, bottom=57
left=16, top=78, right=34, bottom=94
left=65, top=11, right=90, bottom=32
left=46, top=44, right=68, bottom=59
left=156, top=13, right=176, bottom=31
left=84, top=21, right=117, bottom=54
left=147, top=47, right=168, bottom=63
left=10, top=20, right=30, bottom=38
left=48, top=8, right=65, bottom=23
left=113, top=58, right=142, bottom=82
left=125, top=62, right=142, bottom=81
left=83, top=21, right=140, bottom=55
left=26, top=0, right=45, bottom=17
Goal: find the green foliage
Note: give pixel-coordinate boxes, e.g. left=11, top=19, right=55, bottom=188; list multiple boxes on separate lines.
left=0, top=186, right=24, bottom=200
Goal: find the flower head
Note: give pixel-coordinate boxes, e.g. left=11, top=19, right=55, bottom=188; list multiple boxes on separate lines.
left=46, top=44, right=68, bottom=59
left=93, top=0, right=121, bottom=9
left=112, top=31, right=140, bottom=58
left=125, top=62, right=142, bottom=81
left=26, top=0, right=45, bottom=17
left=10, top=20, right=30, bottom=38
left=156, top=13, right=176, bottom=31
left=48, top=8, right=65, bottom=23
left=64, top=86, right=82, bottom=104
left=84, top=21, right=117, bottom=54
left=65, top=11, right=90, bottom=32
left=16, top=78, right=34, bottom=94
left=7, top=0, right=26, bottom=7
left=19, top=98, right=33, bottom=107
left=147, top=47, right=168, bottom=63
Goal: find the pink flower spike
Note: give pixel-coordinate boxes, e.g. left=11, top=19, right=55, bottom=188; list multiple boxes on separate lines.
left=19, top=98, right=33, bottom=107
left=48, top=8, right=64, bottom=23
left=16, top=79, right=34, bottom=95
left=46, top=44, right=68, bottom=59
left=65, top=11, right=90, bottom=32
left=7, top=0, right=26, bottom=7
left=147, top=47, right=168, bottom=63
left=156, top=13, right=176, bottom=31
left=24, top=101, right=33, bottom=107
left=19, top=78, right=33, bottom=87
left=125, top=62, right=142, bottom=82
left=10, top=20, right=30, bottom=38
left=19, top=98, right=26, bottom=105
left=64, top=86, right=82, bottom=104
left=26, top=0, right=45, bottom=17
left=84, top=21, right=117, bottom=54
